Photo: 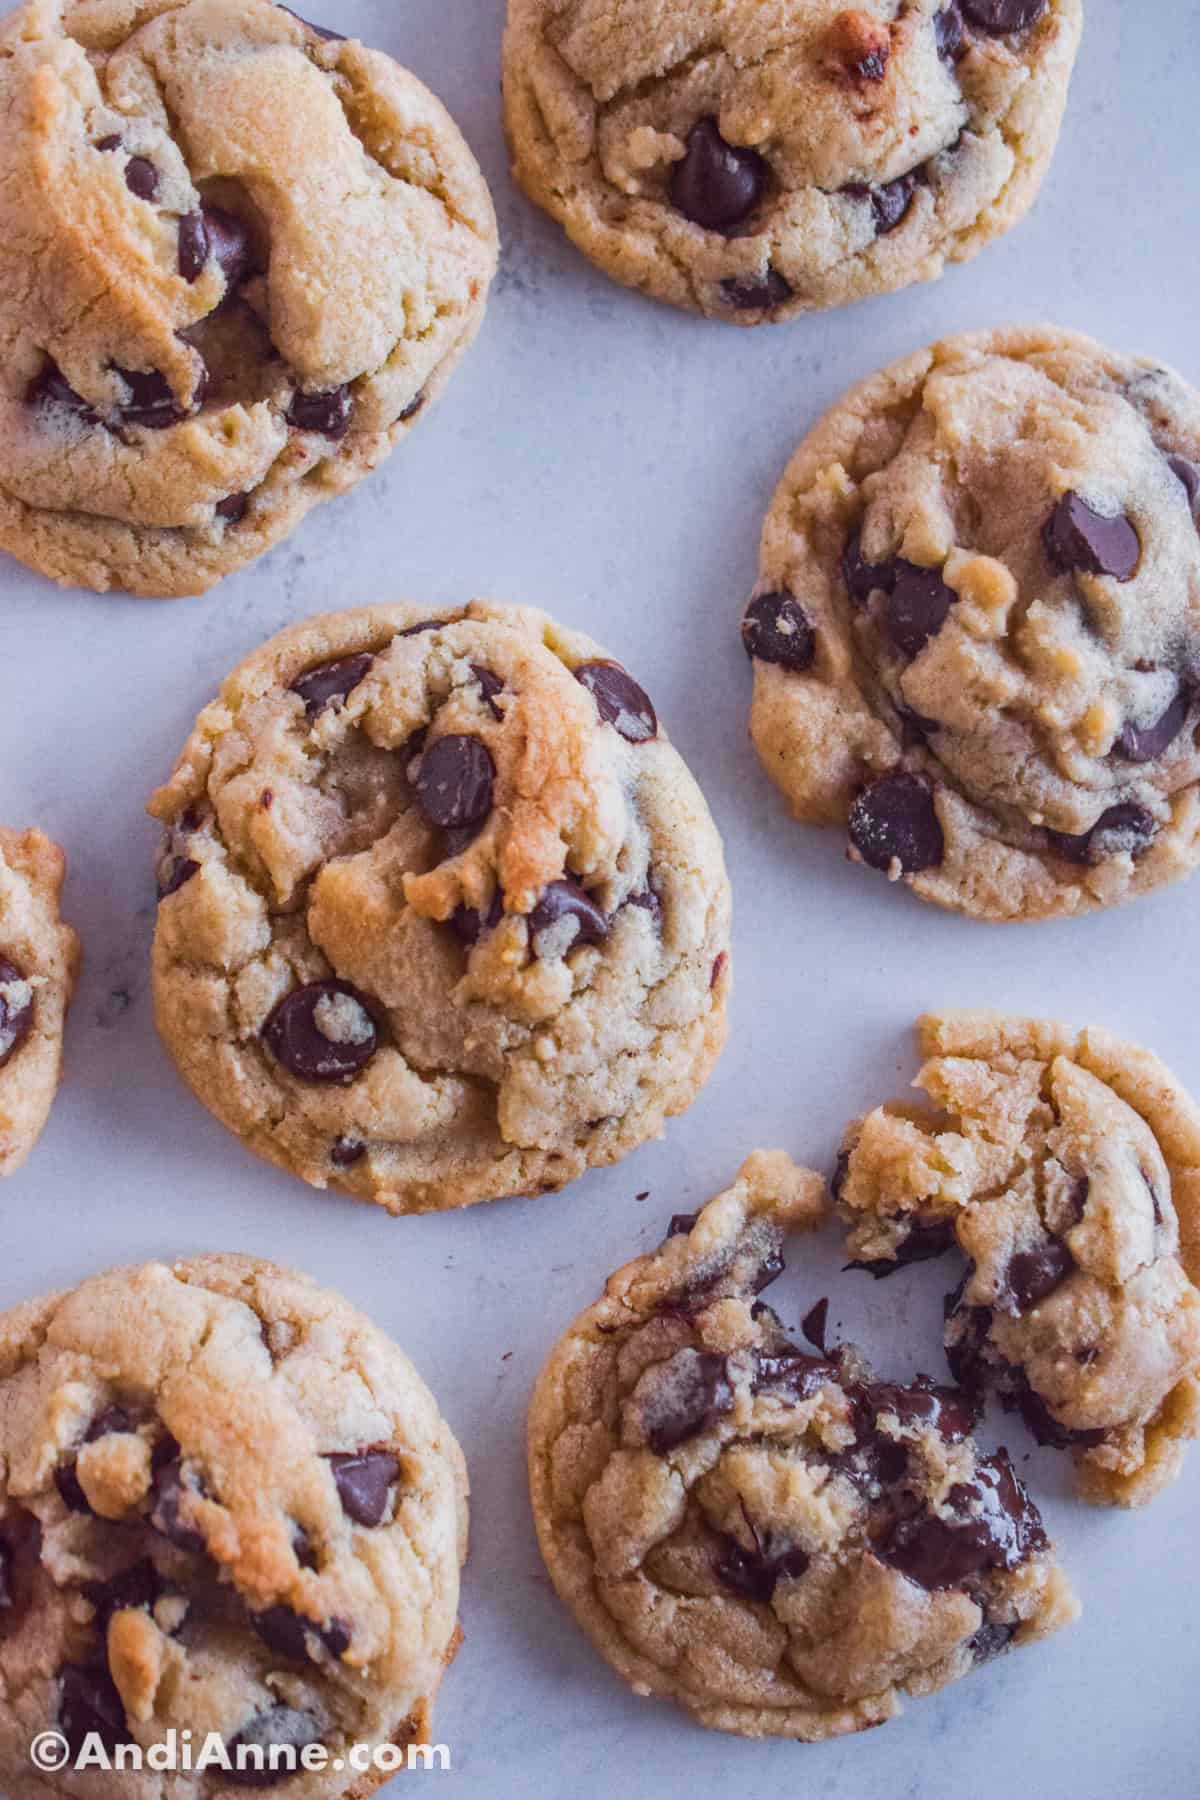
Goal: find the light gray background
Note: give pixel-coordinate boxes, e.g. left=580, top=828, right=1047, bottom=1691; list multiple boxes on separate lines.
left=1, top=1, right=1196, bottom=1795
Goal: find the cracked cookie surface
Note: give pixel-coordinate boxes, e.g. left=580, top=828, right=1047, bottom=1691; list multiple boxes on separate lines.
left=0, top=1253, right=467, bottom=1799
left=149, top=601, right=732, bottom=1215
left=746, top=326, right=1200, bottom=919
left=836, top=1012, right=1200, bottom=1507
left=0, top=0, right=497, bottom=597
left=503, top=0, right=1080, bottom=322
left=0, top=826, right=80, bottom=1178
left=528, top=1151, right=1076, bottom=1739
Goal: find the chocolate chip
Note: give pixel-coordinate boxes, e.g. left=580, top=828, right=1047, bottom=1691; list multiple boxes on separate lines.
left=666, top=1212, right=698, bottom=1238
left=59, top=1665, right=130, bottom=1759
left=848, top=774, right=944, bottom=874
left=529, top=880, right=609, bottom=958
left=669, top=118, right=768, bottom=232
left=0, top=959, right=34, bottom=1070
left=842, top=530, right=895, bottom=605
left=1006, top=1240, right=1076, bottom=1312
left=716, top=1535, right=809, bottom=1603
left=935, top=3, right=966, bottom=58
left=216, top=491, right=250, bottom=524
left=742, top=593, right=816, bottom=671
left=1005, top=1374, right=1106, bottom=1450
left=253, top=1605, right=351, bottom=1663
left=1043, top=491, right=1140, bottom=582
left=626, top=884, right=663, bottom=927
left=157, top=855, right=199, bottom=901
left=856, top=172, right=917, bottom=235
left=801, top=1298, right=829, bottom=1354
left=720, top=268, right=793, bottom=310
left=27, top=360, right=99, bottom=426
left=90, top=1406, right=133, bottom=1439
left=226, top=1706, right=323, bottom=1788
left=887, top=563, right=957, bottom=658
left=399, top=391, right=426, bottom=423
left=289, top=652, right=373, bottom=717
left=944, top=1300, right=992, bottom=1392
left=880, top=1449, right=1046, bottom=1590
left=114, top=366, right=189, bottom=430
left=575, top=661, right=658, bottom=742
left=962, top=0, right=1046, bottom=30
left=449, top=891, right=503, bottom=947
left=1168, top=453, right=1200, bottom=514
left=262, top=980, right=379, bottom=1084
left=96, top=134, right=122, bottom=152
left=472, top=665, right=505, bottom=721
left=1114, top=683, right=1191, bottom=762
left=330, top=1136, right=366, bottom=1169
left=278, top=5, right=346, bottom=40
left=205, top=207, right=254, bottom=291
left=861, top=1378, right=979, bottom=1442
left=86, top=1560, right=164, bottom=1634
left=752, top=1349, right=837, bottom=1401
left=968, top=1620, right=1017, bottom=1663
left=287, top=384, right=352, bottom=439
left=124, top=156, right=159, bottom=200
left=414, top=735, right=495, bottom=832
left=325, top=1450, right=400, bottom=1527
left=56, top=1465, right=91, bottom=1514
left=150, top=1459, right=207, bottom=1553
left=642, top=1350, right=734, bottom=1453
left=1047, top=802, right=1157, bottom=866
left=177, top=211, right=208, bottom=281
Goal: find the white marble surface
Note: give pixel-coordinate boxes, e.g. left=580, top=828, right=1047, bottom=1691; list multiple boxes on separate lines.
left=2, top=0, right=1198, bottom=1793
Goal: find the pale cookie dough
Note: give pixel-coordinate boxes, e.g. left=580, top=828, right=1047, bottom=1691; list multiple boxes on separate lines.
left=0, top=1254, right=467, bottom=1800
left=745, top=326, right=1200, bottom=920
left=528, top=1152, right=1077, bottom=1739
left=836, top=1012, right=1200, bottom=1507
left=0, top=0, right=497, bottom=598
left=149, top=601, right=732, bottom=1215
left=503, top=0, right=1080, bottom=323
left=0, top=827, right=80, bottom=1178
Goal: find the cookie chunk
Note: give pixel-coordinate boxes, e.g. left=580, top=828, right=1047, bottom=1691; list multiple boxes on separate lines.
left=503, top=0, right=1080, bottom=323
left=836, top=1013, right=1200, bottom=1507
left=149, top=601, right=731, bottom=1214
left=0, top=0, right=497, bottom=598
left=0, top=827, right=80, bottom=1178
left=528, top=1152, right=1076, bottom=1739
left=0, top=1255, right=466, bottom=1799
left=745, top=326, right=1200, bottom=919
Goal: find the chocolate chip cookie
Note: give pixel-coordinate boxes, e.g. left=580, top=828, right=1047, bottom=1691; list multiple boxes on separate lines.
left=0, top=827, right=80, bottom=1178
left=0, top=0, right=497, bottom=598
left=836, top=1012, right=1200, bottom=1507
left=0, top=1254, right=466, bottom=1799
left=503, top=0, right=1080, bottom=323
left=149, top=601, right=731, bottom=1214
left=528, top=1151, right=1077, bottom=1739
left=745, top=326, right=1200, bottom=919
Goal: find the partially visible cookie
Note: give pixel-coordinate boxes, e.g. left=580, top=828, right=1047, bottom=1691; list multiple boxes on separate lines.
left=0, top=0, right=497, bottom=597
left=528, top=1152, right=1077, bottom=1739
left=503, top=0, right=1081, bottom=323
left=149, top=601, right=731, bottom=1214
left=836, top=1012, right=1200, bottom=1507
left=0, top=827, right=80, bottom=1178
left=0, top=1254, right=467, bottom=1800
left=745, top=326, right=1200, bottom=919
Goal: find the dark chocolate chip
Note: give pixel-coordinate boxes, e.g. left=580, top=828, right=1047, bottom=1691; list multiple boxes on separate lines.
left=842, top=530, right=895, bottom=605
left=114, top=366, right=190, bottom=430
left=741, top=593, right=816, bottom=671
left=262, top=980, right=379, bottom=1084
left=86, top=1559, right=164, bottom=1634
left=0, top=959, right=34, bottom=1070
left=150, top=1459, right=207, bottom=1553
left=1006, top=1375, right=1106, bottom=1450
left=720, top=268, right=793, bottom=310
left=287, top=384, right=352, bottom=439
left=575, top=661, right=658, bottom=742
left=870, top=172, right=917, bottom=234
left=216, top=491, right=250, bottom=524
left=886, top=563, right=957, bottom=658
left=643, top=1350, right=734, bottom=1453
left=96, top=134, right=122, bottom=152
left=848, top=774, right=944, bottom=874
left=415, top=735, right=495, bottom=832
left=1114, top=683, right=1191, bottom=763
left=399, top=391, right=426, bottom=423
left=56, top=1465, right=91, bottom=1515
left=880, top=1449, right=1046, bottom=1590
left=278, top=5, right=346, bottom=40
left=59, top=1665, right=130, bottom=1759
left=666, top=1212, right=698, bottom=1238
left=325, top=1450, right=400, bottom=1527
left=1043, top=491, right=1140, bottom=582
left=830, top=1148, right=850, bottom=1202
left=1006, top=1240, right=1076, bottom=1313
left=124, top=156, right=159, bottom=200
left=289, top=652, right=373, bottom=717
left=90, top=1406, right=133, bottom=1439
left=226, top=1706, right=324, bottom=1788
left=529, top=880, right=609, bottom=958
left=205, top=206, right=254, bottom=291
left=944, top=1301, right=993, bottom=1392
left=1047, top=802, right=1157, bottom=866
left=669, top=118, right=768, bottom=232
left=27, top=360, right=99, bottom=426
left=177, top=211, right=209, bottom=281
left=330, top=1136, right=366, bottom=1169
left=1167, top=454, right=1200, bottom=514
left=861, top=1377, right=978, bottom=1442
left=449, top=890, right=504, bottom=947
left=968, top=1620, right=1017, bottom=1663
left=962, top=0, right=1046, bottom=30
left=253, top=1605, right=351, bottom=1663
left=716, top=1535, right=809, bottom=1603
left=472, top=665, right=505, bottom=721
left=627, top=884, right=663, bottom=926
left=752, top=1350, right=837, bottom=1401
left=157, top=855, right=199, bottom=901
left=801, top=1298, right=829, bottom=1355
left=935, top=3, right=966, bottom=58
